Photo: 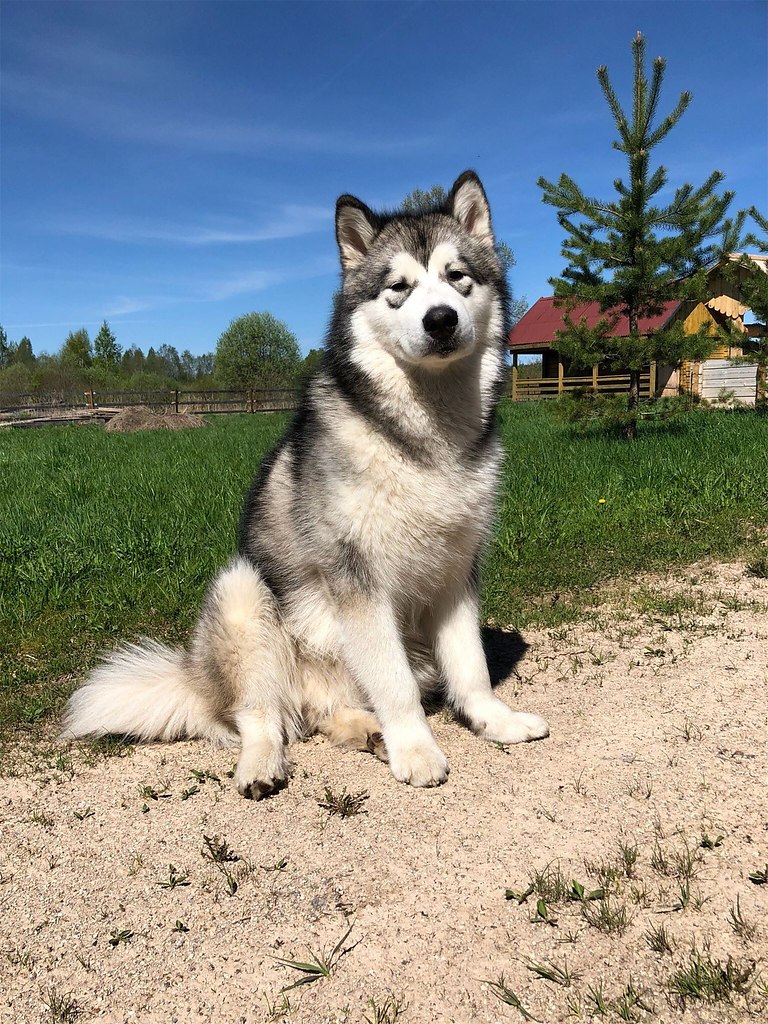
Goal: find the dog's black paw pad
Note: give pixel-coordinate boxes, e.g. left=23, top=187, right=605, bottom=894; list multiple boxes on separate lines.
left=238, top=777, right=287, bottom=800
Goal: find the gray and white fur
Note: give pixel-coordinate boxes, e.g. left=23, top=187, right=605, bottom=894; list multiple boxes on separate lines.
left=62, top=171, right=549, bottom=797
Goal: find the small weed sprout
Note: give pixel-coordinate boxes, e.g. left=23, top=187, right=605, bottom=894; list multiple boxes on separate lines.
left=138, top=783, right=170, bottom=801
left=189, top=768, right=221, bottom=784
left=264, top=993, right=292, bottom=1020
left=261, top=856, right=289, bottom=873
left=272, top=922, right=356, bottom=992
left=524, top=957, right=580, bottom=987
left=108, top=928, right=133, bottom=948
left=614, top=979, right=653, bottom=1021
left=202, top=834, right=239, bottom=863
left=30, top=809, right=54, bottom=829
left=586, top=980, right=610, bottom=1016
left=158, top=864, right=190, bottom=889
left=700, top=833, right=724, bottom=850
left=485, top=976, right=539, bottom=1020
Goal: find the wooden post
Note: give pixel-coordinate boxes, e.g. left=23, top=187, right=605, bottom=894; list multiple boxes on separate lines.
left=86, top=389, right=94, bottom=409
left=592, top=364, right=598, bottom=392
left=248, top=387, right=254, bottom=413
left=649, top=360, right=657, bottom=399
left=558, top=357, right=564, bottom=395
left=511, top=353, right=518, bottom=401
left=174, top=389, right=179, bottom=414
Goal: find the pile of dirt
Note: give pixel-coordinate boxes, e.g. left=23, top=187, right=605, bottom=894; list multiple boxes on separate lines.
left=104, top=406, right=207, bottom=433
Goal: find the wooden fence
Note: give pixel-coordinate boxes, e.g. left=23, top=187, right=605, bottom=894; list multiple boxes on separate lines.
left=0, top=388, right=300, bottom=418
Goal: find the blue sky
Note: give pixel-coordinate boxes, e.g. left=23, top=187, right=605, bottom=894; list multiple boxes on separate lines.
left=2, top=0, right=766, bottom=358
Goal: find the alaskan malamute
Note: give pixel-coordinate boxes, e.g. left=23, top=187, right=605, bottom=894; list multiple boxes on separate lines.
left=63, top=171, right=549, bottom=797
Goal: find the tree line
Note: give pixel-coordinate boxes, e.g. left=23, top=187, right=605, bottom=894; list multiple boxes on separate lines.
left=0, top=314, right=323, bottom=396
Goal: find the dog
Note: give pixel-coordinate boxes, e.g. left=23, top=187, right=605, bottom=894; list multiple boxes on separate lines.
left=62, top=170, right=549, bottom=797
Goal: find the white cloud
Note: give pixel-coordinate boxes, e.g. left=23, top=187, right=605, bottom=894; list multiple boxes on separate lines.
left=51, top=205, right=333, bottom=246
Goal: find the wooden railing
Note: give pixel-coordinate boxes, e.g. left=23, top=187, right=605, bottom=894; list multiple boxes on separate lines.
left=511, top=370, right=653, bottom=401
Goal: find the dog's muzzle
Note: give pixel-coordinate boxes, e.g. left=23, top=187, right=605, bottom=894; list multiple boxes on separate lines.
left=422, top=305, right=460, bottom=356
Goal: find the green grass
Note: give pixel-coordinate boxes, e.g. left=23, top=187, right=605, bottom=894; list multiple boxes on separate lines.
left=2, top=403, right=767, bottom=737
left=486, top=403, right=768, bottom=623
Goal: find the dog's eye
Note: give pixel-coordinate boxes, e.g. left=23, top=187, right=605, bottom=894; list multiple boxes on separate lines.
left=388, top=281, right=410, bottom=293
left=447, top=269, right=467, bottom=283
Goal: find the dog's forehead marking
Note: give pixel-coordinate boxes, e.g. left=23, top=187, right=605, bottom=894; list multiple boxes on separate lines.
left=389, top=243, right=460, bottom=281
left=389, top=252, right=424, bottom=281
left=428, top=242, right=460, bottom=273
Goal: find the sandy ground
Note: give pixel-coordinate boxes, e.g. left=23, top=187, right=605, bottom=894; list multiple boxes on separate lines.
left=2, top=561, right=767, bottom=1024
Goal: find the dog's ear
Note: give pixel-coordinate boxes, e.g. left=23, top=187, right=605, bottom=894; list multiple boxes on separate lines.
left=335, top=195, right=378, bottom=272
left=448, top=171, right=494, bottom=248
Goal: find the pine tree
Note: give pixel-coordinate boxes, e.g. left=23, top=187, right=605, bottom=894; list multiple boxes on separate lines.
left=93, top=320, right=121, bottom=371
left=538, top=33, right=737, bottom=436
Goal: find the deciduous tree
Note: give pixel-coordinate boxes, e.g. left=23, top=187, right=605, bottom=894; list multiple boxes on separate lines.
left=215, top=312, right=300, bottom=388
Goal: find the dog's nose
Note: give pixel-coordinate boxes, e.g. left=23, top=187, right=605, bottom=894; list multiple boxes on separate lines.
left=422, top=305, right=458, bottom=337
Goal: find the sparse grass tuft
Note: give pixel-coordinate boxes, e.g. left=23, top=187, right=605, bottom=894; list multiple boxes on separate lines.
left=745, top=554, right=768, bottom=578
left=318, top=787, right=369, bottom=818
left=645, top=922, right=674, bottom=955
left=364, top=993, right=408, bottom=1024
left=668, top=948, right=756, bottom=1006
left=728, top=895, right=757, bottom=941
left=581, top=895, right=631, bottom=935
left=83, top=735, right=134, bottom=762
left=43, top=988, right=81, bottom=1023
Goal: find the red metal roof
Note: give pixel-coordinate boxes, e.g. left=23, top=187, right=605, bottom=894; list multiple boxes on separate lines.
left=508, top=297, right=681, bottom=349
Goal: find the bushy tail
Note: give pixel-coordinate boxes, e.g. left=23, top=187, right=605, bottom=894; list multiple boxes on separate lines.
left=61, top=639, right=234, bottom=744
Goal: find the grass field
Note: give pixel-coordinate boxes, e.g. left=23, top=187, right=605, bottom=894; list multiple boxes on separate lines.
left=2, top=403, right=767, bottom=734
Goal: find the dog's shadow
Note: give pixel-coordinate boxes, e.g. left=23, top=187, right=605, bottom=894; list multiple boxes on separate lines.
left=482, top=626, right=528, bottom=688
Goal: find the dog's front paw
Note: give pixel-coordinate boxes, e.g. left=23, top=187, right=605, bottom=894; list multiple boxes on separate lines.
left=234, top=749, right=290, bottom=800
left=385, top=728, right=449, bottom=787
left=472, top=699, right=550, bottom=745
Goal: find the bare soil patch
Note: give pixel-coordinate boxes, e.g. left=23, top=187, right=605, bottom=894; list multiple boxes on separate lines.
left=104, top=406, right=207, bottom=433
left=2, top=562, right=766, bottom=1023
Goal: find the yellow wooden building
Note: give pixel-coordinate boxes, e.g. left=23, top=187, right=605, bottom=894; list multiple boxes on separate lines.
left=508, top=254, right=766, bottom=405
